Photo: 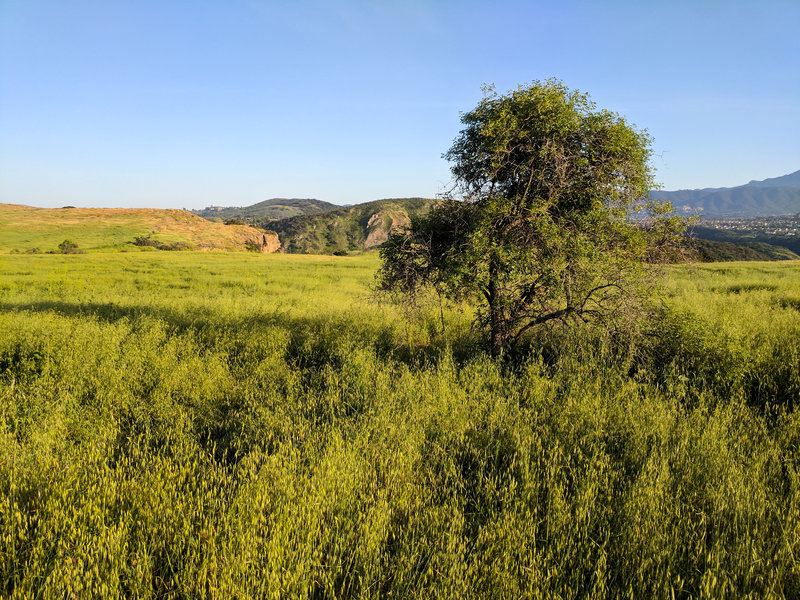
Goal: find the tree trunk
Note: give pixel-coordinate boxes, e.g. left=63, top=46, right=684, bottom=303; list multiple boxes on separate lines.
left=490, top=309, right=505, bottom=357
left=488, top=256, right=505, bottom=358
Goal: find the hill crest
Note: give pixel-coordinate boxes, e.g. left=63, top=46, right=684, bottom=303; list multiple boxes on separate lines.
left=192, top=198, right=338, bottom=221
left=0, top=204, right=279, bottom=253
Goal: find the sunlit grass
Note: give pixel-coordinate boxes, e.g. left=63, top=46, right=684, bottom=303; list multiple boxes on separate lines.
left=1, top=253, right=798, bottom=598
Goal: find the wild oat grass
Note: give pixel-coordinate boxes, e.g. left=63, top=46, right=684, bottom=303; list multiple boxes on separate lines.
left=1, top=253, right=798, bottom=598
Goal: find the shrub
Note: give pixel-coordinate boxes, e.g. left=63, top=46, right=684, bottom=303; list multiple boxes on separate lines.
left=57, top=239, right=84, bottom=254
left=132, top=234, right=191, bottom=251
left=245, top=239, right=262, bottom=252
left=133, top=234, right=159, bottom=247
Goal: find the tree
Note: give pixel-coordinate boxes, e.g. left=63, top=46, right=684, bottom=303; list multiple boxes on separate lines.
left=378, top=79, right=683, bottom=357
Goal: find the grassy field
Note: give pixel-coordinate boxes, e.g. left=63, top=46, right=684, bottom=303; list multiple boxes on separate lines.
left=0, top=204, right=274, bottom=253
left=1, top=252, right=799, bottom=598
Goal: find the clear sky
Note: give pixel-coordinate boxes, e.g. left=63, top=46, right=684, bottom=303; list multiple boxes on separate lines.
left=1, top=0, right=798, bottom=209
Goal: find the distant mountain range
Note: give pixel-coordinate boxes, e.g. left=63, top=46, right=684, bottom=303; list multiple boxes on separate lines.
left=192, top=198, right=338, bottom=221
left=650, top=170, right=800, bottom=218
left=189, top=169, right=800, bottom=256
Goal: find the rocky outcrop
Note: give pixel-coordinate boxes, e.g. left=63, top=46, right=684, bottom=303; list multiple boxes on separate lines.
left=364, top=213, right=389, bottom=248
left=245, top=231, right=281, bottom=253
left=262, top=232, right=281, bottom=253
left=364, top=211, right=411, bottom=248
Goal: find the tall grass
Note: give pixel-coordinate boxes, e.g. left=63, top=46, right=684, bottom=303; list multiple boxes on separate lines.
left=1, top=253, right=798, bottom=598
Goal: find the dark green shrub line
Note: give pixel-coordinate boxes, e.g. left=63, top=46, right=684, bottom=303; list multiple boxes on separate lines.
left=133, top=234, right=192, bottom=251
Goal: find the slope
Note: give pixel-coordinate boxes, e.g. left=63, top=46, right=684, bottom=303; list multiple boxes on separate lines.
left=746, top=169, right=800, bottom=189
left=0, top=204, right=279, bottom=253
left=690, top=223, right=800, bottom=254
left=691, top=239, right=800, bottom=262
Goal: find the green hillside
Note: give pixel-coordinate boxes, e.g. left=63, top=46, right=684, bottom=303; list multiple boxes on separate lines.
left=267, top=197, right=437, bottom=253
left=0, top=204, right=279, bottom=253
left=691, top=224, right=800, bottom=254
left=193, top=198, right=339, bottom=221
left=692, top=238, right=800, bottom=262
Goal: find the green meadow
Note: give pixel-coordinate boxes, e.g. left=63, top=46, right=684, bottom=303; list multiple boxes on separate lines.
left=1, top=252, right=799, bottom=598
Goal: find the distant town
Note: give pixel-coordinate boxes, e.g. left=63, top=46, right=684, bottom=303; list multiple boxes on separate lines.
left=699, top=215, right=800, bottom=238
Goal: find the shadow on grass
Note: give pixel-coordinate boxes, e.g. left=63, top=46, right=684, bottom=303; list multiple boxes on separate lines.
left=0, top=298, right=488, bottom=463
left=0, top=299, right=485, bottom=370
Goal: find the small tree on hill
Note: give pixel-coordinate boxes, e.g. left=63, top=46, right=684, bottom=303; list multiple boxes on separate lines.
left=378, top=79, right=684, bottom=357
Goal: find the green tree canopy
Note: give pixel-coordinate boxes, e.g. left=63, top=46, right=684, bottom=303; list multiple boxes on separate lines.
left=378, top=79, right=683, bottom=356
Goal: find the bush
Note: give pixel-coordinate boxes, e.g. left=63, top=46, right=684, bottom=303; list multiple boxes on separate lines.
left=132, top=235, right=191, bottom=251
left=57, top=239, right=84, bottom=254
left=245, top=239, right=263, bottom=252
left=133, top=234, right=159, bottom=247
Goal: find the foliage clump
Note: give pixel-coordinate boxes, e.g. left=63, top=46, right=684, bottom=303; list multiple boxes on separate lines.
left=56, top=239, right=84, bottom=254
left=244, top=238, right=263, bottom=252
left=133, top=233, right=191, bottom=251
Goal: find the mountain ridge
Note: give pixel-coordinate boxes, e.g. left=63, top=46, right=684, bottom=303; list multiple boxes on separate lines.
left=651, top=169, right=800, bottom=218
left=192, top=198, right=339, bottom=221
left=745, top=170, right=800, bottom=189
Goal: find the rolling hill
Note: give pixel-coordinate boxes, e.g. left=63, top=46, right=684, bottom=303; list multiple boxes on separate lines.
left=691, top=239, right=800, bottom=262
left=265, top=197, right=437, bottom=254
left=651, top=169, right=800, bottom=218
left=689, top=223, right=800, bottom=255
left=192, top=198, right=339, bottom=221
left=0, top=204, right=280, bottom=253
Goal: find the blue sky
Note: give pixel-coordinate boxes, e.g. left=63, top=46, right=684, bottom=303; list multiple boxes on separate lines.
left=1, top=0, right=798, bottom=208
